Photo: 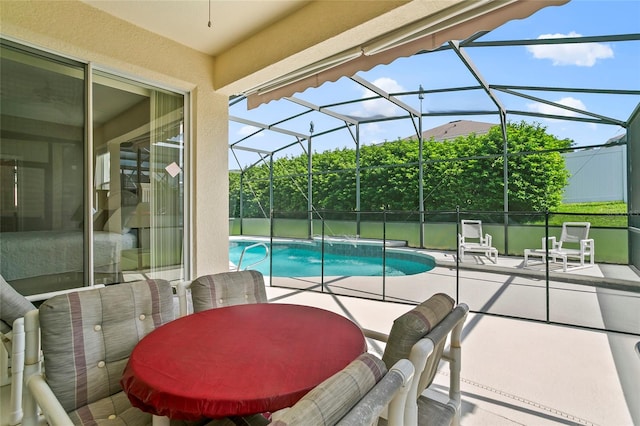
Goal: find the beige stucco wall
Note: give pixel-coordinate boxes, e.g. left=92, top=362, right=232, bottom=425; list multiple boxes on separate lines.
left=0, top=0, right=229, bottom=277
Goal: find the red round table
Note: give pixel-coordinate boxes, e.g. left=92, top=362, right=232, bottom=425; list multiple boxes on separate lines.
left=120, top=303, right=366, bottom=420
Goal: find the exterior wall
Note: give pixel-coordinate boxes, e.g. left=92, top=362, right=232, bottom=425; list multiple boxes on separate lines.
left=562, top=145, right=627, bottom=203
left=0, top=0, right=229, bottom=277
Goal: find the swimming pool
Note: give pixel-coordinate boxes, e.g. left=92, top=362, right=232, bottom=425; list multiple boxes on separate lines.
left=229, top=238, right=435, bottom=277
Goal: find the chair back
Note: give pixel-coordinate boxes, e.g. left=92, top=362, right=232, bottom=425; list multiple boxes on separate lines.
left=36, top=279, right=174, bottom=413
left=190, top=270, right=267, bottom=313
left=269, top=353, right=413, bottom=426
left=382, top=293, right=455, bottom=393
left=560, top=222, right=590, bottom=246
left=460, top=220, right=483, bottom=240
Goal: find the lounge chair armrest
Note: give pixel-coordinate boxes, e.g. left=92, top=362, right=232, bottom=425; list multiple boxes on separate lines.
left=26, top=375, right=73, bottom=426
left=362, top=328, right=389, bottom=343
left=542, top=236, right=558, bottom=250
left=581, top=238, right=594, bottom=249
left=484, top=233, right=492, bottom=246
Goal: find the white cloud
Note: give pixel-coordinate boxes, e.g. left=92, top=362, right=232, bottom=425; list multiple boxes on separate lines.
left=527, top=96, right=587, bottom=117
left=527, top=32, right=613, bottom=66
left=237, top=125, right=263, bottom=137
left=357, top=77, right=405, bottom=117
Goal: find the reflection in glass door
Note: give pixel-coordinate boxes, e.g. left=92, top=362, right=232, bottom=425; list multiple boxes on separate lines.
left=92, top=71, right=184, bottom=284
left=0, top=42, right=85, bottom=296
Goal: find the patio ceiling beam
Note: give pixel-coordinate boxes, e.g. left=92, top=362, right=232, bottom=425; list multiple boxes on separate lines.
left=491, top=85, right=640, bottom=96
left=229, top=115, right=307, bottom=140
left=512, top=110, right=629, bottom=126
left=231, top=145, right=273, bottom=155
left=285, top=96, right=359, bottom=125
left=498, top=88, right=627, bottom=127
left=508, top=110, right=625, bottom=126
left=350, top=75, right=421, bottom=117
left=449, top=40, right=505, bottom=114
left=462, top=33, right=640, bottom=48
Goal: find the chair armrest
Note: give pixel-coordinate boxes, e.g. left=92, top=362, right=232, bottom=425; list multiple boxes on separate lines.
left=174, top=280, right=192, bottom=317
left=26, top=374, right=73, bottom=426
left=484, top=233, right=492, bottom=246
left=542, top=236, right=558, bottom=250
left=581, top=239, right=594, bottom=249
left=362, top=328, right=389, bottom=343
left=24, top=284, right=105, bottom=303
left=336, top=359, right=414, bottom=426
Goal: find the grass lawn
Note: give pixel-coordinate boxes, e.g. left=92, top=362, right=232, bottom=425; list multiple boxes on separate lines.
left=548, top=201, right=628, bottom=227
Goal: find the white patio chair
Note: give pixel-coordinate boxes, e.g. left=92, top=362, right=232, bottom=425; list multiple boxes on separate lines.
left=215, top=353, right=414, bottom=426
left=524, top=222, right=594, bottom=272
left=21, top=279, right=176, bottom=426
left=362, top=293, right=469, bottom=426
left=458, top=220, right=498, bottom=263
left=1, top=274, right=37, bottom=426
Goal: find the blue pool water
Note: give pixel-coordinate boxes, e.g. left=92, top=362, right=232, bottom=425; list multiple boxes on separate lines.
left=229, top=240, right=435, bottom=277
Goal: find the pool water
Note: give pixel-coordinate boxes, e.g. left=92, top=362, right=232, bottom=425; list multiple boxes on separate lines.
left=229, top=241, right=435, bottom=277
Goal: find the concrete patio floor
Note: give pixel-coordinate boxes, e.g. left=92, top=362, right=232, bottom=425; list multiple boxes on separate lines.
left=265, top=284, right=639, bottom=426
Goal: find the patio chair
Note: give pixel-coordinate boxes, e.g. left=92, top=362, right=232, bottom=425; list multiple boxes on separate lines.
left=21, top=279, right=176, bottom=426
left=458, top=220, right=498, bottom=263
left=362, top=293, right=469, bottom=426
left=218, top=353, right=415, bottom=426
left=1, top=274, right=37, bottom=425
left=524, top=222, right=594, bottom=272
left=176, top=270, right=267, bottom=316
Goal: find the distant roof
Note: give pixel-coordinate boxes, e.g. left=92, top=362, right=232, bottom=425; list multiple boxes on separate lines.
left=605, top=133, right=626, bottom=144
left=419, top=120, right=497, bottom=141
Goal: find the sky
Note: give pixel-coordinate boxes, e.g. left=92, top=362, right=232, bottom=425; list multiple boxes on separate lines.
left=229, top=0, right=640, bottom=170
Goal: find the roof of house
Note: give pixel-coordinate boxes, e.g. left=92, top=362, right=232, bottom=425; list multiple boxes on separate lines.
left=419, top=120, right=497, bottom=141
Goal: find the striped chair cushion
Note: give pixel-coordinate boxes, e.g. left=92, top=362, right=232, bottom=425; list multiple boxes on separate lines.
left=382, top=293, right=455, bottom=369
left=269, top=353, right=386, bottom=426
left=67, top=391, right=151, bottom=425
left=39, top=279, right=174, bottom=416
left=190, top=270, right=267, bottom=312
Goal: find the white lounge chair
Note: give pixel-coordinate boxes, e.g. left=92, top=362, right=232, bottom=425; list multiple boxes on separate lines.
left=524, top=222, right=595, bottom=272
left=458, top=220, right=498, bottom=263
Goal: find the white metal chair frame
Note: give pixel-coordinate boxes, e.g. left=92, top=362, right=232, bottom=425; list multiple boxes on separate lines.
left=335, top=358, right=414, bottom=426
left=524, top=222, right=595, bottom=272
left=1, top=286, right=106, bottom=426
left=458, top=220, right=498, bottom=263
left=363, top=303, right=469, bottom=426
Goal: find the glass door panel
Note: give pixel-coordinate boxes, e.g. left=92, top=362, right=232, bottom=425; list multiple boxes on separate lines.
left=0, top=43, right=85, bottom=295
left=92, top=71, right=184, bottom=283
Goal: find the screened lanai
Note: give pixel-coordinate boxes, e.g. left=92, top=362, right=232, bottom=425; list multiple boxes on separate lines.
left=228, top=0, right=640, bottom=336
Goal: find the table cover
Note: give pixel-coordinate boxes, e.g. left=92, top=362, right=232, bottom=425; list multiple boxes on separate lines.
left=121, top=303, right=366, bottom=420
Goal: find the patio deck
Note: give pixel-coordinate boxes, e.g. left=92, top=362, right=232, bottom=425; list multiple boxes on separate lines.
left=265, top=283, right=639, bottom=426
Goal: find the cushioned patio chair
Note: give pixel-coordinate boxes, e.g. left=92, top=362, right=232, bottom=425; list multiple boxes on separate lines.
left=21, top=279, right=177, bottom=426
left=211, top=353, right=414, bottom=426
left=176, top=270, right=267, bottom=316
left=1, top=274, right=37, bottom=425
left=458, top=220, right=498, bottom=263
left=362, top=293, right=469, bottom=426
left=524, top=221, right=594, bottom=272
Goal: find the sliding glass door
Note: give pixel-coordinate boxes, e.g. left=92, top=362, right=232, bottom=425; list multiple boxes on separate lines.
left=0, top=40, right=186, bottom=295
left=0, top=42, right=86, bottom=295
left=92, top=72, right=185, bottom=284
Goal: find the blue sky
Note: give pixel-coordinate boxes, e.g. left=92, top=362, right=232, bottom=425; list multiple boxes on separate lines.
left=229, top=0, right=640, bottom=169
